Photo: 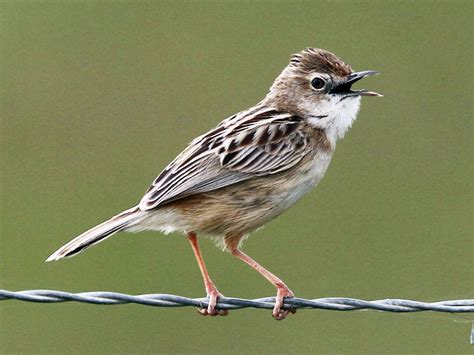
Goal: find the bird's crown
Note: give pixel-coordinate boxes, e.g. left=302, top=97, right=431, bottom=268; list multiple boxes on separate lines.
left=289, top=48, right=353, bottom=77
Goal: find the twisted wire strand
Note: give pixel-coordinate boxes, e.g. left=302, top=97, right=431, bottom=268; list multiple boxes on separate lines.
left=1, top=289, right=473, bottom=312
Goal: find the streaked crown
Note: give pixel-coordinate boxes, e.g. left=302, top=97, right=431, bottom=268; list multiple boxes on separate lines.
left=289, top=47, right=352, bottom=77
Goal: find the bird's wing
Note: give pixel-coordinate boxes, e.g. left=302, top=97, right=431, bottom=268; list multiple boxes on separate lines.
left=139, top=108, right=310, bottom=211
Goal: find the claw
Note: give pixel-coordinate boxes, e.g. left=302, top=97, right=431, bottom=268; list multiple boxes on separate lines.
left=272, top=286, right=296, bottom=320
left=197, top=289, right=229, bottom=317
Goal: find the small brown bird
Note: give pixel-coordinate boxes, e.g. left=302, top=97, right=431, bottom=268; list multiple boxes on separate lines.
left=47, top=48, right=382, bottom=320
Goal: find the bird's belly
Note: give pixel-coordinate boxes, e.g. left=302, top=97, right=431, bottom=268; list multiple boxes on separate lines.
left=268, top=151, right=332, bottom=214
left=139, top=152, right=332, bottom=238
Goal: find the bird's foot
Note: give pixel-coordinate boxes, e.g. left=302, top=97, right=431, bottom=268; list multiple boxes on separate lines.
left=272, top=285, right=296, bottom=320
left=198, top=287, right=228, bottom=317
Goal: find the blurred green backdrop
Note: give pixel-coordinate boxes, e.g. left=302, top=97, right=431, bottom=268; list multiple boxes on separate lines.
left=1, top=1, right=472, bottom=354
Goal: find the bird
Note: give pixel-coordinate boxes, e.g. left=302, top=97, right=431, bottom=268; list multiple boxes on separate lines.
left=46, top=47, right=382, bottom=320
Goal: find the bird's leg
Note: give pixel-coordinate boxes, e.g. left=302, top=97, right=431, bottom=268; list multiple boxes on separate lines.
left=228, top=246, right=296, bottom=320
left=187, top=232, right=228, bottom=316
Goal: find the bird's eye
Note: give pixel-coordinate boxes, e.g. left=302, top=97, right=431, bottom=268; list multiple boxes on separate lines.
left=310, top=77, right=326, bottom=90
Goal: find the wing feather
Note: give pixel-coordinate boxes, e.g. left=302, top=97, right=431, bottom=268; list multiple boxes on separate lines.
left=139, top=108, right=310, bottom=211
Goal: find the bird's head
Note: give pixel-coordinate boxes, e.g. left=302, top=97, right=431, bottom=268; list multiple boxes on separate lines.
left=265, top=48, right=382, bottom=141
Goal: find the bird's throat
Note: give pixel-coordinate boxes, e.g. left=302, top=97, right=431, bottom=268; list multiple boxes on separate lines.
left=307, top=96, right=361, bottom=144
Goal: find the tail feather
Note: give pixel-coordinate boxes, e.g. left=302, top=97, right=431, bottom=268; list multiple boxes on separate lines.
left=46, top=206, right=144, bottom=262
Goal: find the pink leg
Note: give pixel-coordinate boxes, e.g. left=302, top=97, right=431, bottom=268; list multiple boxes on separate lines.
left=187, top=232, right=228, bottom=316
left=229, top=247, right=296, bottom=320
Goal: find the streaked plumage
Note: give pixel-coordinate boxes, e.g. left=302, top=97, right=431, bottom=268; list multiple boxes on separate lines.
left=46, top=47, right=381, bottom=320
left=140, top=107, right=312, bottom=210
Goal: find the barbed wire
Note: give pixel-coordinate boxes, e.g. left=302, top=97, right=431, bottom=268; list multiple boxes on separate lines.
left=1, top=289, right=473, bottom=313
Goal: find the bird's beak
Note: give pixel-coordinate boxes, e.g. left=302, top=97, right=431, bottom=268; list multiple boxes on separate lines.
left=330, top=70, right=383, bottom=99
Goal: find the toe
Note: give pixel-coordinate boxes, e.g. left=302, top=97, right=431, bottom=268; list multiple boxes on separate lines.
left=197, top=290, right=229, bottom=317
left=272, top=287, right=296, bottom=320
left=272, top=308, right=295, bottom=320
left=217, top=309, right=229, bottom=316
left=273, top=312, right=284, bottom=320
left=207, top=302, right=220, bottom=316
left=198, top=308, right=208, bottom=316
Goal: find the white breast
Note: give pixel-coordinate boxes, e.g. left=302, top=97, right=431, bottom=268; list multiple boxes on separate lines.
left=275, top=151, right=333, bottom=212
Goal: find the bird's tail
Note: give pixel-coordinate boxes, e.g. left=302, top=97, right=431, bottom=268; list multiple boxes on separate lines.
left=46, top=206, right=145, bottom=262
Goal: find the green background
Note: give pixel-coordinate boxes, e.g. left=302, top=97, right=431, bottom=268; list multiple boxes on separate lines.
left=1, top=1, right=472, bottom=353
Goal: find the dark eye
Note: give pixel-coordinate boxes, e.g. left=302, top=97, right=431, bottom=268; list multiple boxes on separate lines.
left=311, top=77, right=326, bottom=90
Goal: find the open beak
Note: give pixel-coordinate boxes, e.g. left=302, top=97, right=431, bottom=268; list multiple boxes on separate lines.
left=330, top=70, right=383, bottom=99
